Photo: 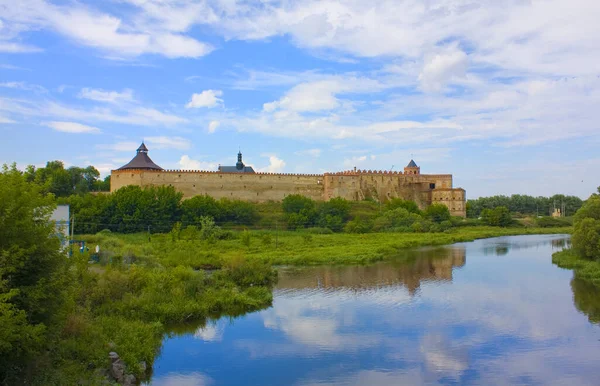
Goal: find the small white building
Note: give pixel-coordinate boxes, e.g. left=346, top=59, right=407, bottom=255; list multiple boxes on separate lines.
left=51, top=205, right=70, bottom=250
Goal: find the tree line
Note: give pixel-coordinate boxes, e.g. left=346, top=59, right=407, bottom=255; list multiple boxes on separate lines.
left=24, top=160, right=110, bottom=197
left=467, top=194, right=584, bottom=218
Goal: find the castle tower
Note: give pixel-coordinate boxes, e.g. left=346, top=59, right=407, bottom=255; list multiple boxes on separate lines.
left=117, top=142, right=163, bottom=171
left=236, top=151, right=244, bottom=171
left=404, top=159, right=420, bottom=175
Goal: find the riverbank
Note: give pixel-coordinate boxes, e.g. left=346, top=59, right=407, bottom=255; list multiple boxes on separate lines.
left=82, top=226, right=572, bottom=267
left=553, top=249, right=600, bottom=286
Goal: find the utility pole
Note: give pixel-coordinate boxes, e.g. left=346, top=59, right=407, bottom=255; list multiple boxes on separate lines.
left=70, top=215, right=75, bottom=257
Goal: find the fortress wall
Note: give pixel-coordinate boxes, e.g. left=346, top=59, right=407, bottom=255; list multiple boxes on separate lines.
left=432, top=188, right=466, bottom=217
left=111, top=170, right=143, bottom=192
left=111, top=169, right=466, bottom=217
left=112, top=170, right=324, bottom=201
left=324, top=172, right=454, bottom=209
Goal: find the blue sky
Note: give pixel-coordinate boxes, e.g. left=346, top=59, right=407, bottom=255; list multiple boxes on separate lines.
left=1, top=0, right=599, bottom=198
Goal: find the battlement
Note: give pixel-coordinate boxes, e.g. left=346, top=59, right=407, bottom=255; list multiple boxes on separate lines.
left=112, top=169, right=324, bottom=177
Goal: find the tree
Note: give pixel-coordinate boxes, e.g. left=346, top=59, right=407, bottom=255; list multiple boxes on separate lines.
left=385, top=198, right=421, bottom=214
left=424, top=204, right=451, bottom=223
left=0, top=164, right=70, bottom=379
left=480, top=206, right=513, bottom=227
left=282, top=195, right=317, bottom=229
left=572, top=196, right=600, bottom=260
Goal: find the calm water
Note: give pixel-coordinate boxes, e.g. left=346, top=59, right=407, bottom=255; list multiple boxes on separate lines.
left=149, top=235, right=600, bottom=386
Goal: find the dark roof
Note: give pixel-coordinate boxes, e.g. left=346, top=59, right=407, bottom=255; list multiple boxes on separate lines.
left=118, top=143, right=163, bottom=171
left=218, top=165, right=256, bottom=173
left=406, top=159, right=418, bottom=168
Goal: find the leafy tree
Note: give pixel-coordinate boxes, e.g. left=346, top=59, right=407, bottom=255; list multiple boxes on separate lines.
left=181, top=195, right=221, bottom=225
left=316, top=197, right=350, bottom=232
left=424, top=204, right=451, bottom=223
left=385, top=198, right=421, bottom=214
left=481, top=206, right=513, bottom=227
left=282, top=195, right=317, bottom=229
left=572, top=195, right=600, bottom=260
left=0, top=164, right=70, bottom=379
left=282, top=194, right=316, bottom=214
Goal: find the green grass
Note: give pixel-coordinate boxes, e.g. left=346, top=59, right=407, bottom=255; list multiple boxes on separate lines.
left=82, top=226, right=572, bottom=267
left=553, top=248, right=600, bottom=286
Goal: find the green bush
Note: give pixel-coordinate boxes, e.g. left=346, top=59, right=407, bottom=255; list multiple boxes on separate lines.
left=536, top=216, right=572, bottom=228
left=424, top=204, right=451, bottom=223
left=572, top=196, right=600, bottom=260
left=481, top=206, right=513, bottom=227
left=385, top=198, right=421, bottom=214
left=344, top=217, right=373, bottom=233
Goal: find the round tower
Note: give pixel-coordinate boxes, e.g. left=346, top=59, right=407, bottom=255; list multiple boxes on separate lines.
left=404, top=159, right=420, bottom=175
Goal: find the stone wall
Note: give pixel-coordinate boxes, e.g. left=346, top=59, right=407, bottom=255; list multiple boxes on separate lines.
left=111, top=170, right=324, bottom=201
left=111, top=168, right=467, bottom=217
left=431, top=188, right=467, bottom=217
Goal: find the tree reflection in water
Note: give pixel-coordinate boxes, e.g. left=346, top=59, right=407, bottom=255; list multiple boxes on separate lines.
left=276, top=246, right=466, bottom=296
left=571, top=277, right=600, bottom=324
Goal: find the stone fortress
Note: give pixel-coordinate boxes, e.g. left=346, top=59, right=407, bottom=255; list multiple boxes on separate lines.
left=111, top=143, right=466, bottom=217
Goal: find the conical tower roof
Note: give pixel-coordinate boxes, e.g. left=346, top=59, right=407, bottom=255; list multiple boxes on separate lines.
left=118, top=142, right=163, bottom=171
left=407, top=159, right=418, bottom=168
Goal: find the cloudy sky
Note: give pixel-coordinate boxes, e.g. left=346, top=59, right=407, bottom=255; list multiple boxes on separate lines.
left=1, top=0, right=599, bottom=198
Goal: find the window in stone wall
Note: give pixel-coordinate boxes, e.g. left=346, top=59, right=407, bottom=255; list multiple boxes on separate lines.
left=430, top=183, right=435, bottom=189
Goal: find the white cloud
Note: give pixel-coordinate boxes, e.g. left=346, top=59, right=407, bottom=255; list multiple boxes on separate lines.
left=1, top=0, right=212, bottom=59
left=145, top=136, right=190, bottom=150
left=186, top=90, right=224, bottom=109
left=44, top=121, right=102, bottom=134
left=0, top=42, right=42, bottom=53
left=259, top=155, right=286, bottom=173
left=0, top=115, right=16, bottom=123
left=0, top=81, right=46, bottom=93
left=79, top=88, right=135, bottom=103
left=208, top=120, right=220, bottom=133
left=178, top=155, right=218, bottom=171
left=263, top=77, right=382, bottom=113
left=419, top=46, right=468, bottom=92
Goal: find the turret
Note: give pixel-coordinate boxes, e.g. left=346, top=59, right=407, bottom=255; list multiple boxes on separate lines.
left=404, top=159, right=420, bottom=175
left=236, top=151, right=244, bottom=170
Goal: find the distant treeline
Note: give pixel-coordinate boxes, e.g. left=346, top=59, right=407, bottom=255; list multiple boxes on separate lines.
left=467, top=194, right=584, bottom=218
left=23, top=160, right=110, bottom=196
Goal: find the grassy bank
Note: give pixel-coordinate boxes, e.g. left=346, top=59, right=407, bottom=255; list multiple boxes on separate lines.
left=28, top=250, right=276, bottom=385
left=553, top=249, right=600, bottom=286
left=82, top=226, right=572, bottom=267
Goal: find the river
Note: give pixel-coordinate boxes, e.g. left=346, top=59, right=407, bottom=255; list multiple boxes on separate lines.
left=148, top=234, right=600, bottom=385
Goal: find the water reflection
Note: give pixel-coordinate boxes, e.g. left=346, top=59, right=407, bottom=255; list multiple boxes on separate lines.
left=151, top=235, right=600, bottom=386
left=276, top=246, right=466, bottom=295
left=571, top=277, right=600, bottom=324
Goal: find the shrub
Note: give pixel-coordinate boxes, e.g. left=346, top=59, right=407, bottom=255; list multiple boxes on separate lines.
left=536, top=216, right=572, bottom=228
left=198, top=216, right=221, bottom=241
left=424, top=204, right=451, bottom=223
left=572, top=196, right=600, bottom=260
left=240, top=230, right=251, bottom=248
left=344, top=217, right=373, bottom=233
left=261, top=233, right=273, bottom=246
left=481, top=206, right=513, bottom=227
left=306, top=227, right=334, bottom=235
left=317, top=214, right=344, bottom=232
left=385, top=198, right=421, bottom=214
left=302, top=233, right=313, bottom=243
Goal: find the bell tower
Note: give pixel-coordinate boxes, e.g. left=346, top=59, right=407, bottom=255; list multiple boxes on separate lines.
left=404, top=159, right=420, bottom=175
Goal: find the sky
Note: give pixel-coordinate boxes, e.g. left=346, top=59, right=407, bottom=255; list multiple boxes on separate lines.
left=1, top=0, right=599, bottom=198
